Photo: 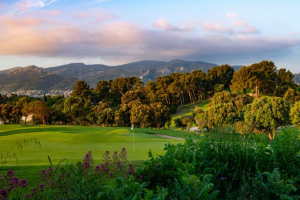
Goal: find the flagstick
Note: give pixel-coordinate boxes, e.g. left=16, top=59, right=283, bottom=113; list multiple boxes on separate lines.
left=132, top=124, right=135, bottom=155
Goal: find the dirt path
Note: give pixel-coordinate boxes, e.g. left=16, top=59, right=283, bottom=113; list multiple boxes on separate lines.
left=154, top=134, right=185, bottom=140
left=189, top=126, right=199, bottom=131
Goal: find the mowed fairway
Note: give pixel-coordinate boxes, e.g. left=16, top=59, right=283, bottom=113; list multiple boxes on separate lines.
left=0, top=125, right=185, bottom=166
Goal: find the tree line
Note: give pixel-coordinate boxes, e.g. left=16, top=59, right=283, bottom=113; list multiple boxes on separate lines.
left=0, top=60, right=299, bottom=130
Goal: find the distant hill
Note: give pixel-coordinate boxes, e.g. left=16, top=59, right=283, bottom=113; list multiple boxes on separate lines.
left=294, top=73, right=300, bottom=85
left=0, top=60, right=242, bottom=93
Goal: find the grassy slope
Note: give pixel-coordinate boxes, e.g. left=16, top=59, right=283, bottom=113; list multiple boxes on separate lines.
left=0, top=125, right=188, bottom=166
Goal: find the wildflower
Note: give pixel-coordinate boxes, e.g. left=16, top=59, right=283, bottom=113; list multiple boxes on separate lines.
left=95, top=166, right=101, bottom=173
left=0, top=190, right=7, bottom=198
left=59, top=174, right=63, bottom=179
left=39, top=184, right=45, bottom=191
left=221, top=177, right=227, bottom=180
left=10, top=177, right=19, bottom=187
left=82, top=162, right=89, bottom=170
left=119, top=148, right=127, bottom=162
left=249, top=195, right=253, bottom=198
left=83, top=151, right=94, bottom=164
left=126, top=164, right=136, bottom=174
left=7, top=170, right=14, bottom=177
left=109, top=172, right=114, bottom=177
left=48, top=167, right=54, bottom=175
left=18, top=179, right=29, bottom=188
left=40, top=169, right=48, bottom=180
left=32, top=188, right=37, bottom=194
left=112, top=151, right=118, bottom=161
left=24, top=194, right=31, bottom=200
left=116, top=161, right=122, bottom=168
left=66, top=173, right=69, bottom=178
left=104, top=168, right=108, bottom=173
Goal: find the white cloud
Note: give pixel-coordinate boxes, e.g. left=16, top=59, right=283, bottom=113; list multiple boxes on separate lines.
left=153, top=19, right=185, bottom=31
left=227, top=12, right=238, bottom=19
left=202, top=23, right=234, bottom=34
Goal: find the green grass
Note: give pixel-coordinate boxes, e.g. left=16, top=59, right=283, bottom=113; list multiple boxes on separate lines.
left=0, top=125, right=188, bottom=166
left=170, top=100, right=210, bottom=129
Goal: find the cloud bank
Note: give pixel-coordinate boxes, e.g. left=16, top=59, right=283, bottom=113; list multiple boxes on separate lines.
left=0, top=11, right=299, bottom=65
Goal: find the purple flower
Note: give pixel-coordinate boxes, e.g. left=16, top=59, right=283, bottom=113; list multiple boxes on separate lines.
left=221, top=177, right=227, bottom=180
left=104, top=168, right=108, bottom=173
left=0, top=189, right=7, bottom=197
left=249, top=195, right=253, bottom=198
left=59, top=174, right=63, bottom=179
left=19, top=179, right=29, bottom=188
left=48, top=167, right=53, bottom=174
left=95, top=166, right=101, bottom=173
left=106, top=151, right=109, bottom=154
left=24, top=194, right=31, bottom=200
left=7, top=170, right=14, bottom=177
left=82, top=162, right=89, bottom=169
left=109, top=172, right=114, bottom=177
left=10, top=177, right=19, bottom=187
left=39, top=184, right=45, bottom=191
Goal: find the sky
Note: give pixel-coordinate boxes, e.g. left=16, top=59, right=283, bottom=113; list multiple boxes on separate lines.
left=0, top=0, right=299, bottom=72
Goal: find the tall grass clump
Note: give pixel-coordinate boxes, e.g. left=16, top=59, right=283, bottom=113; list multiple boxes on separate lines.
left=137, top=128, right=300, bottom=199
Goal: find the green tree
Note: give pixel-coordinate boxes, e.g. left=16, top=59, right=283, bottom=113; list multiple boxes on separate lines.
left=150, top=102, right=171, bottom=129
left=213, top=84, right=224, bottom=93
left=155, top=76, right=173, bottom=105
left=244, top=97, right=290, bottom=140
left=121, top=90, right=148, bottom=105
left=28, top=101, right=51, bottom=125
left=145, top=81, right=158, bottom=102
left=230, top=66, right=251, bottom=93
left=71, top=80, right=91, bottom=98
left=207, top=102, right=237, bottom=133
left=248, top=60, right=278, bottom=96
left=290, top=101, right=300, bottom=128
left=130, top=104, right=153, bottom=128
left=283, top=88, right=300, bottom=105
left=64, top=96, right=88, bottom=125
left=192, top=70, right=206, bottom=101
left=206, top=64, right=235, bottom=89
left=194, top=112, right=208, bottom=133
left=98, top=108, right=115, bottom=127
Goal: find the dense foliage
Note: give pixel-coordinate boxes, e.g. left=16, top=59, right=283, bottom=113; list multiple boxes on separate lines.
left=0, top=60, right=298, bottom=129
left=1, top=128, right=299, bottom=199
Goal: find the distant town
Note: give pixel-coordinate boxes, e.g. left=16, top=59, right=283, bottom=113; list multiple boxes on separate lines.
left=0, top=90, right=72, bottom=97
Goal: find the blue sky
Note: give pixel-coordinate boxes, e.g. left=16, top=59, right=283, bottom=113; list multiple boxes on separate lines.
left=0, top=0, right=299, bottom=72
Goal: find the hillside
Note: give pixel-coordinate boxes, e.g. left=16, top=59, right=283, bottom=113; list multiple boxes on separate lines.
left=0, top=60, right=241, bottom=93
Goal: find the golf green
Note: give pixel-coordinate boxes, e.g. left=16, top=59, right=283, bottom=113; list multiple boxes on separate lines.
left=0, top=125, right=185, bottom=166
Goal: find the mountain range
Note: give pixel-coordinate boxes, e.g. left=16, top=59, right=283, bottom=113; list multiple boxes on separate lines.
left=0, top=60, right=221, bottom=93
left=0, top=59, right=298, bottom=93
